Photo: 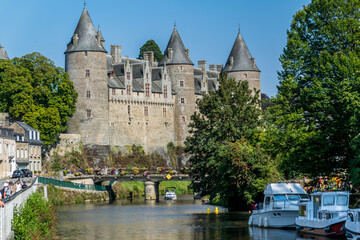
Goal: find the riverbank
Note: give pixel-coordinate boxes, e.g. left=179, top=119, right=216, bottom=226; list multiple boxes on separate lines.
left=39, top=181, right=192, bottom=205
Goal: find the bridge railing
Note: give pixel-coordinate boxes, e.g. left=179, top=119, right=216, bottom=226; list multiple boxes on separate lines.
left=38, top=177, right=108, bottom=191
left=68, top=168, right=191, bottom=177
left=0, top=178, right=39, bottom=240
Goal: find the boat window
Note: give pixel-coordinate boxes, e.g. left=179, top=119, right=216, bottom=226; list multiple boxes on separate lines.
left=299, top=194, right=309, bottom=199
left=299, top=205, right=306, bottom=217
left=323, top=195, right=335, bottom=206
left=337, top=195, right=348, bottom=206
left=265, top=196, right=271, bottom=205
left=274, top=195, right=287, bottom=202
left=287, top=194, right=300, bottom=201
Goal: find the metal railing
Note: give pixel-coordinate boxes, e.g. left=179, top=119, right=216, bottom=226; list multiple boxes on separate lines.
left=0, top=178, right=39, bottom=240
left=38, top=177, right=109, bottom=191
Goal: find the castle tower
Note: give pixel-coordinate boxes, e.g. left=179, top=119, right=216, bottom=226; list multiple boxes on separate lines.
left=223, top=31, right=260, bottom=95
left=65, top=6, right=109, bottom=145
left=159, top=27, right=195, bottom=146
left=0, top=45, right=10, bottom=60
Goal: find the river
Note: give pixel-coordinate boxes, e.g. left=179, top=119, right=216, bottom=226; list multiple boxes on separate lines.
left=56, top=195, right=337, bottom=240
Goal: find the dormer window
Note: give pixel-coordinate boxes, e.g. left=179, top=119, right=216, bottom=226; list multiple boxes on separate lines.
left=164, top=74, right=167, bottom=80
left=146, top=73, right=149, bottom=79
left=127, top=72, right=130, bottom=80
left=127, top=85, right=131, bottom=95
left=164, top=86, right=168, bottom=98
left=145, top=84, right=150, bottom=97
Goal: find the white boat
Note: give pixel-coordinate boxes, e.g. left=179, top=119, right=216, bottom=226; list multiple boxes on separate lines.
left=248, top=182, right=308, bottom=228
left=295, top=191, right=349, bottom=237
left=345, top=209, right=360, bottom=240
left=164, top=187, right=177, bottom=200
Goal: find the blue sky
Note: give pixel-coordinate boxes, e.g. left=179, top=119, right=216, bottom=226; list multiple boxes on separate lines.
left=0, top=0, right=311, bottom=96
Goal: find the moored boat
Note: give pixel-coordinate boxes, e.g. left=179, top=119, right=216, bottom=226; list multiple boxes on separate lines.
left=345, top=209, right=360, bottom=240
left=248, top=182, right=309, bottom=228
left=295, top=191, right=349, bottom=237
left=164, top=187, right=177, bottom=200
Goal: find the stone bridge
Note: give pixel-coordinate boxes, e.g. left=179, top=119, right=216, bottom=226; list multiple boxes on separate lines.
left=65, top=174, right=195, bottom=201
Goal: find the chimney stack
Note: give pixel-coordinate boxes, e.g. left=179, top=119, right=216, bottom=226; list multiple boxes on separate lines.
left=143, top=51, right=154, bottom=67
left=111, top=45, right=122, bottom=64
left=198, top=60, right=207, bottom=71
left=209, top=64, right=216, bottom=71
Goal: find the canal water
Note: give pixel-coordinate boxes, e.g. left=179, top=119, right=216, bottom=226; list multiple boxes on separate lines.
left=56, top=195, right=337, bottom=240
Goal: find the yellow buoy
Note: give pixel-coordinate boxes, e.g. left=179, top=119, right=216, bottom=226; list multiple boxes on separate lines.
left=207, top=208, right=210, bottom=214
left=215, top=207, right=219, bottom=214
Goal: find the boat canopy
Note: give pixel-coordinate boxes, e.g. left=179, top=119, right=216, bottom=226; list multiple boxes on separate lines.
left=264, top=183, right=307, bottom=195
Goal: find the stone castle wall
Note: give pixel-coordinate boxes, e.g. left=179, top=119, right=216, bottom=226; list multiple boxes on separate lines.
left=167, top=65, right=196, bottom=146
left=227, top=71, right=261, bottom=96
left=65, top=51, right=110, bottom=146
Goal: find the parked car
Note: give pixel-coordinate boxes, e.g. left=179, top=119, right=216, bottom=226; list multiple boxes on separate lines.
left=12, top=170, right=24, bottom=178
left=20, top=169, right=32, bottom=177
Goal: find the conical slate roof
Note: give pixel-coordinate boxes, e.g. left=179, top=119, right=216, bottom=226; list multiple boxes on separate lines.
left=65, top=7, right=106, bottom=53
left=159, top=27, right=193, bottom=66
left=0, top=45, right=10, bottom=60
left=223, top=32, right=259, bottom=72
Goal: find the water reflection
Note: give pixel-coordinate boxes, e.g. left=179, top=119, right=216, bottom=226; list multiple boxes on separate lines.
left=55, top=196, right=343, bottom=240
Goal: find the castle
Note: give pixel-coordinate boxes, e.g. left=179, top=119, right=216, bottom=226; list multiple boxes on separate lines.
left=63, top=6, right=260, bottom=154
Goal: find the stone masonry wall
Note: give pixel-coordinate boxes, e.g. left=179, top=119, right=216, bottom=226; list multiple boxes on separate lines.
left=65, top=51, right=110, bottom=146
left=167, top=65, right=196, bottom=146
left=227, top=71, right=261, bottom=97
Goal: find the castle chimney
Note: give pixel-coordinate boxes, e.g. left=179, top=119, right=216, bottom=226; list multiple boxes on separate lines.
left=198, top=60, right=207, bottom=71
left=73, top=34, right=79, bottom=47
left=230, top=57, right=234, bottom=68
left=251, top=58, right=256, bottom=67
left=209, top=64, right=216, bottom=71
left=143, top=51, right=154, bottom=67
left=111, top=45, right=122, bottom=64
left=168, top=48, right=173, bottom=61
left=216, top=64, right=223, bottom=72
left=185, top=49, right=190, bottom=59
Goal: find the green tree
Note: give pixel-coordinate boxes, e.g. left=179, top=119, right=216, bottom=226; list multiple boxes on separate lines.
left=185, top=74, right=268, bottom=209
left=0, top=52, right=78, bottom=146
left=138, top=40, right=163, bottom=62
left=263, top=0, right=360, bottom=177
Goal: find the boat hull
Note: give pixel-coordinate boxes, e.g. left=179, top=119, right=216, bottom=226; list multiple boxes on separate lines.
left=296, top=220, right=345, bottom=237
left=249, top=210, right=298, bottom=228
left=344, top=221, right=360, bottom=240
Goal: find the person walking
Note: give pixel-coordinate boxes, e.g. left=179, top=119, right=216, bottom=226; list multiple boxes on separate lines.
left=3, top=181, right=13, bottom=199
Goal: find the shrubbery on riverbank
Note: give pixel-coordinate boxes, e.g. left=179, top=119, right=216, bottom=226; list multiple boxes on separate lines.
left=12, top=192, right=56, bottom=240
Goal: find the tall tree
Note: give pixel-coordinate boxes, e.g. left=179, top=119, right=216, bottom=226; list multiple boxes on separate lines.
left=185, top=74, right=276, bottom=209
left=263, top=0, right=360, bottom=176
left=138, top=40, right=163, bottom=62
left=0, top=52, right=78, bottom=147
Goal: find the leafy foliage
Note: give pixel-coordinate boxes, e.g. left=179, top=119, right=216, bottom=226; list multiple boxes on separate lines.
left=0, top=53, right=78, bottom=147
left=12, top=192, right=56, bottom=239
left=185, top=74, right=269, bottom=209
left=138, top=40, right=163, bottom=62
left=263, top=0, right=360, bottom=177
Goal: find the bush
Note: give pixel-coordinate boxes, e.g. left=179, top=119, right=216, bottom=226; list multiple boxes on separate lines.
left=12, top=192, right=56, bottom=239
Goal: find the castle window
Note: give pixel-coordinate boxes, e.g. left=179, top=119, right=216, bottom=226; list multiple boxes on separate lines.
left=121, top=90, right=124, bottom=95
left=181, top=97, right=185, bottom=104
left=180, top=66, right=183, bottom=71
left=86, top=70, right=90, bottom=77
left=85, top=51, right=88, bottom=56
left=146, top=73, right=149, bottom=79
left=163, top=108, right=166, bottom=117
left=128, top=105, right=131, bottom=115
left=112, top=89, right=116, bottom=95
left=182, top=116, right=186, bottom=122
left=127, top=85, right=131, bottom=95
left=86, top=109, right=92, bottom=118
left=164, top=86, right=168, bottom=98
left=144, top=106, right=148, bottom=116
left=145, top=84, right=150, bottom=97
left=127, top=72, right=130, bottom=80
left=244, top=74, right=248, bottom=78
left=86, top=91, right=91, bottom=98
left=164, top=74, right=167, bottom=80
left=137, top=92, right=139, bottom=96
left=180, top=80, right=184, bottom=87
